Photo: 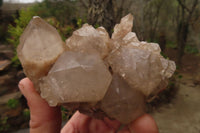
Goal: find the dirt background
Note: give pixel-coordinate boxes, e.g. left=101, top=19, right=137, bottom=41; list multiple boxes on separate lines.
left=151, top=48, right=200, bottom=133
left=152, top=72, right=200, bottom=133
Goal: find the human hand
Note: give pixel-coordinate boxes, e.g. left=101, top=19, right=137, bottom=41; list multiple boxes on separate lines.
left=18, top=78, right=158, bottom=133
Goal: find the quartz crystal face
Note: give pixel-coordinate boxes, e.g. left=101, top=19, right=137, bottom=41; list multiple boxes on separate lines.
left=107, top=14, right=176, bottom=96
left=110, top=14, right=135, bottom=50
left=17, top=16, right=65, bottom=87
left=17, top=14, right=176, bottom=124
left=112, top=13, right=134, bottom=40
left=39, top=51, right=112, bottom=106
left=101, top=74, right=145, bottom=124
left=96, top=26, right=110, bottom=43
left=107, top=45, right=164, bottom=96
left=66, top=24, right=109, bottom=58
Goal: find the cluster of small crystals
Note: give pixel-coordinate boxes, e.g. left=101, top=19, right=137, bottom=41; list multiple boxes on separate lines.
left=17, top=14, right=176, bottom=124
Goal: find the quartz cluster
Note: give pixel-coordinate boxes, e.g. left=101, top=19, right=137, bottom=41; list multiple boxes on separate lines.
left=17, top=14, right=176, bottom=124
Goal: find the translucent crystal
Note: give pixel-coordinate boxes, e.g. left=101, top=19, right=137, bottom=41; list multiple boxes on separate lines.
left=139, top=41, right=161, bottom=55
left=160, top=58, right=176, bottom=78
left=112, top=13, right=133, bottom=40
left=39, top=51, right=112, bottom=106
left=17, top=16, right=65, bottom=87
left=66, top=24, right=109, bottom=58
left=122, top=32, right=140, bottom=44
left=96, top=26, right=110, bottom=43
left=101, top=74, right=145, bottom=124
left=110, top=14, right=134, bottom=51
left=107, top=45, right=174, bottom=96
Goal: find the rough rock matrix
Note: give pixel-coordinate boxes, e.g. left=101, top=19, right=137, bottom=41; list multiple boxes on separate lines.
left=17, top=14, right=176, bottom=124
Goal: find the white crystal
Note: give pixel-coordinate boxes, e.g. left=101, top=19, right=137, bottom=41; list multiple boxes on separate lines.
left=66, top=24, right=109, bottom=58
left=112, top=14, right=134, bottom=40
left=107, top=45, right=166, bottom=96
left=40, top=51, right=112, bottom=106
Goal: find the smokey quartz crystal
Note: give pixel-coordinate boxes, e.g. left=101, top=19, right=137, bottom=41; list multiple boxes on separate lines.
left=39, top=51, right=112, bottom=106
left=17, top=14, right=176, bottom=124
left=65, top=24, right=109, bottom=58
left=101, top=74, right=145, bottom=124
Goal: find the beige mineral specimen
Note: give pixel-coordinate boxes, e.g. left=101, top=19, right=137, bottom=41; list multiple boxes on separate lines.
left=65, top=24, right=109, bottom=58
left=101, top=74, right=145, bottom=124
left=110, top=14, right=135, bottom=50
left=39, top=51, right=112, bottom=106
left=112, top=13, right=133, bottom=40
left=18, top=14, right=176, bottom=124
left=96, top=26, right=110, bottom=43
left=17, top=16, right=65, bottom=88
left=107, top=45, right=165, bottom=96
left=108, top=14, right=176, bottom=96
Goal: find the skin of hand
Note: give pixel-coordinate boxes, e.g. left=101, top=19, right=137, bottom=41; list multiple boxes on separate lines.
left=18, top=78, right=159, bottom=133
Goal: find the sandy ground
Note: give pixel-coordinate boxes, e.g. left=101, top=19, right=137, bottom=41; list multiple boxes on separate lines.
left=151, top=73, right=200, bottom=133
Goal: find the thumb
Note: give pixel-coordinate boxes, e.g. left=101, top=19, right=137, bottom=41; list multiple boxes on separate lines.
left=129, top=114, right=158, bottom=133
left=19, top=78, right=62, bottom=133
